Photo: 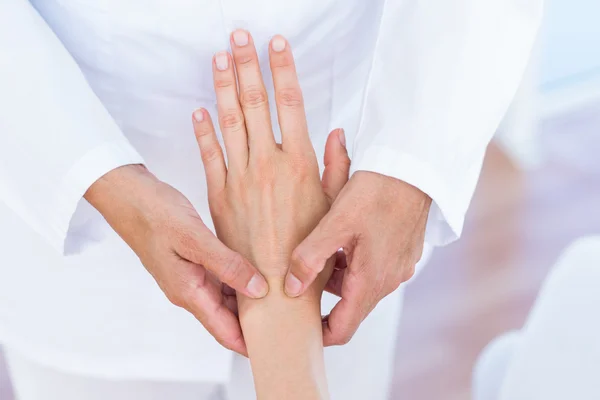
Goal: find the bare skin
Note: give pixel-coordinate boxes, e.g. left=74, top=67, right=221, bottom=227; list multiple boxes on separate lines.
left=287, top=170, right=431, bottom=346
left=192, top=30, right=350, bottom=400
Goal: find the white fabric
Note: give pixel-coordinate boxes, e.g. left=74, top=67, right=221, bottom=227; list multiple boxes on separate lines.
left=4, top=283, right=403, bottom=400
left=0, top=0, right=541, bottom=383
left=349, top=0, right=543, bottom=245
left=4, top=348, right=220, bottom=400
left=473, top=237, right=600, bottom=400
left=472, top=331, right=522, bottom=400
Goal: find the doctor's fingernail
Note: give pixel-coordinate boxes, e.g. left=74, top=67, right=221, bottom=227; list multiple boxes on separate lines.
left=284, top=273, right=302, bottom=297
left=247, top=274, right=269, bottom=298
left=232, top=30, right=249, bottom=47
left=271, top=36, right=286, bottom=52
left=338, top=129, right=346, bottom=148
left=215, top=52, right=229, bottom=71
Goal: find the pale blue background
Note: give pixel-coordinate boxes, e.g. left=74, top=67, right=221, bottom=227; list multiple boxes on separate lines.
left=540, top=0, right=600, bottom=91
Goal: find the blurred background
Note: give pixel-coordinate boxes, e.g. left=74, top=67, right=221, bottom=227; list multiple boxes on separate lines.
left=390, top=0, right=600, bottom=398
left=1, top=1, right=599, bottom=399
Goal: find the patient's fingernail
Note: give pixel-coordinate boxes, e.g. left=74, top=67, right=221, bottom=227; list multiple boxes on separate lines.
left=233, top=30, right=249, bottom=47
left=215, top=52, right=229, bottom=71
left=285, top=273, right=302, bottom=297
left=338, top=129, right=346, bottom=148
left=271, top=36, right=286, bottom=52
left=247, top=274, right=269, bottom=298
left=193, top=109, right=205, bottom=123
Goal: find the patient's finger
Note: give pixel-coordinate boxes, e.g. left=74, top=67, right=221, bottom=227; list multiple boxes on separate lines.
left=230, top=30, right=276, bottom=156
left=321, top=129, right=350, bottom=204
left=192, top=108, right=226, bottom=195
left=268, top=35, right=313, bottom=155
left=213, top=51, right=249, bottom=170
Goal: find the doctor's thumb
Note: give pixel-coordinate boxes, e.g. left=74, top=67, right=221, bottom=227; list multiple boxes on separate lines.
left=285, top=216, right=350, bottom=298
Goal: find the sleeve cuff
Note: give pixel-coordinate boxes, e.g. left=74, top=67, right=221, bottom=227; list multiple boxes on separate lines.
left=350, top=145, right=465, bottom=247
left=48, top=139, right=145, bottom=255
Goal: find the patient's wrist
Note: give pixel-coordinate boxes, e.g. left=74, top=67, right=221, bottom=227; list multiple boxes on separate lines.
left=236, top=259, right=331, bottom=400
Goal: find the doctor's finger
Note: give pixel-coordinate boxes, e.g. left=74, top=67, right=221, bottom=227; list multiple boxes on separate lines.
left=184, top=268, right=248, bottom=355
left=323, top=259, right=378, bottom=346
left=213, top=51, right=249, bottom=171
left=324, top=267, right=344, bottom=297
left=174, top=225, right=269, bottom=300
left=221, top=284, right=239, bottom=316
left=285, top=214, right=354, bottom=297
left=230, top=30, right=276, bottom=155
left=322, top=298, right=363, bottom=347
left=268, top=35, right=313, bottom=155
left=192, top=108, right=226, bottom=195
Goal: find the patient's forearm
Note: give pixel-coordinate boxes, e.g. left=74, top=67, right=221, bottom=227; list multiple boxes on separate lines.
left=238, top=264, right=332, bottom=400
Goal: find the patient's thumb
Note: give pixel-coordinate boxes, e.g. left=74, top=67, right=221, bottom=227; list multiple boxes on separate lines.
left=322, top=128, right=351, bottom=204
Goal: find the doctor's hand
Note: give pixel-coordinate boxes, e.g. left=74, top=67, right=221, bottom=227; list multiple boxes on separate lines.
left=285, top=172, right=432, bottom=346
left=85, top=164, right=268, bottom=355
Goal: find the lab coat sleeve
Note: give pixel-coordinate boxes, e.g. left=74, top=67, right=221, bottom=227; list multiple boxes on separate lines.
left=0, top=0, right=144, bottom=255
left=350, top=0, right=543, bottom=246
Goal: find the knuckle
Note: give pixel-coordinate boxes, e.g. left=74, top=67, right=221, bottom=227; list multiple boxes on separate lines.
left=290, top=248, right=304, bottom=266
left=176, top=229, right=201, bottom=256
left=214, top=78, right=235, bottom=89
left=336, top=330, right=354, bottom=345
left=229, top=336, right=245, bottom=353
left=253, top=154, right=274, bottom=172
left=413, top=245, right=425, bottom=265
left=220, top=112, right=245, bottom=131
left=337, top=155, right=352, bottom=171
left=220, top=253, right=245, bottom=285
left=291, top=247, right=316, bottom=276
left=223, top=342, right=236, bottom=353
left=201, top=144, right=222, bottom=163
left=219, top=337, right=242, bottom=354
left=214, top=336, right=233, bottom=351
left=277, top=88, right=304, bottom=108
left=184, top=278, right=206, bottom=304
left=165, top=289, right=187, bottom=309
left=271, top=61, right=292, bottom=72
left=195, top=125, right=212, bottom=138
left=236, top=54, right=254, bottom=66
left=240, top=87, right=268, bottom=109
left=386, top=275, right=403, bottom=294
left=403, top=262, right=417, bottom=283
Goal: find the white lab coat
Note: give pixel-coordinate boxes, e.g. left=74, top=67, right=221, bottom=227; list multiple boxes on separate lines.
left=0, top=0, right=542, bottom=384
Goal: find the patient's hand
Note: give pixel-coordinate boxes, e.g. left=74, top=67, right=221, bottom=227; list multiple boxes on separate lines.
left=191, top=31, right=349, bottom=399
left=192, top=32, right=350, bottom=295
